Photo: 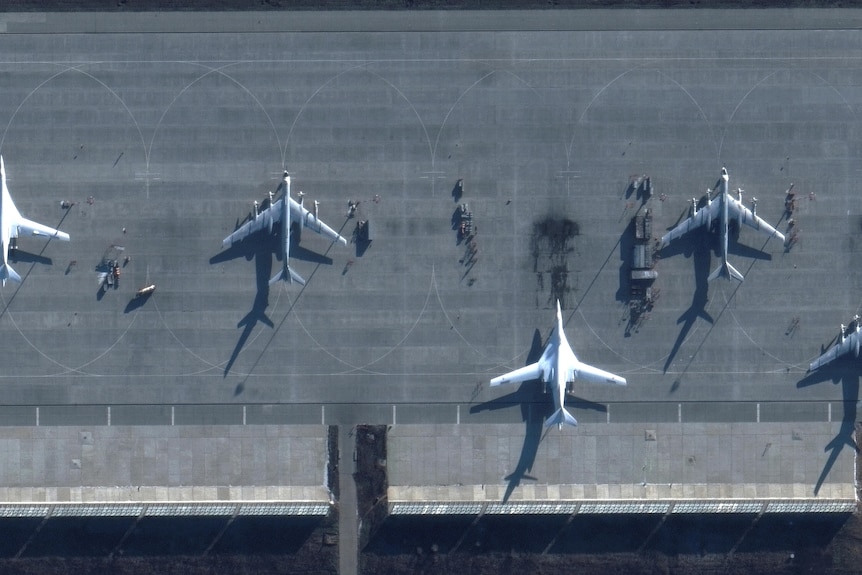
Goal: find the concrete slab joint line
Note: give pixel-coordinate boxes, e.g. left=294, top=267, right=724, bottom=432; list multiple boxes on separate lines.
left=4, top=10, right=862, bottom=34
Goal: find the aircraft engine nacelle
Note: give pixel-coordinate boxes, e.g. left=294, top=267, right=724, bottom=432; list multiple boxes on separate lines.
left=542, top=367, right=553, bottom=388
left=265, top=213, right=273, bottom=235
left=565, top=369, right=577, bottom=393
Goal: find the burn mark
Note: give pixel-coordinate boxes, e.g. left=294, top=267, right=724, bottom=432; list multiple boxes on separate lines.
left=533, top=218, right=579, bottom=256
left=532, top=217, right=579, bottom=308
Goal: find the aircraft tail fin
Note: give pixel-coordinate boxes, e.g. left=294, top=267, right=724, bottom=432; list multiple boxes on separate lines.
left=269, top=263, right=306, bottom=286
left=708, top=260, right=744, bottom=282
left=544, top=407, right=578, bottom=429
left=0, top=264, right=21, bottom=286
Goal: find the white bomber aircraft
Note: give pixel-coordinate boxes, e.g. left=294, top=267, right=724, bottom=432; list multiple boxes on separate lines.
left=222, top=171, right=347, bottom=286
left=0, top=156, right=70, bottom=285
left=491, top=300, right=627, bottom=430
left=809, top=316, right=862, bottom=372
left=661, top=168, right=785, bottom=282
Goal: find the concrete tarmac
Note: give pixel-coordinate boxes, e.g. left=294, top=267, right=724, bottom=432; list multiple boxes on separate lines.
left=0, top=9, right=857, bottom=506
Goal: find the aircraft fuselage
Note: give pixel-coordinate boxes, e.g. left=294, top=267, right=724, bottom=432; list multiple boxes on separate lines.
left=549, top=312, right=568, bottom=426
left=718, top=171, right=730, bottom=269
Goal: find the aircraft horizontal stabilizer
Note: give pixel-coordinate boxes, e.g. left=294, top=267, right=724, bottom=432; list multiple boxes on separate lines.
left=708, top=260, right=744, bottom=282
left=0, top=264, right=21, bottom=285
left=545, top=407, right=577, bottom=429
left=269, top=264, right=306, bottom=286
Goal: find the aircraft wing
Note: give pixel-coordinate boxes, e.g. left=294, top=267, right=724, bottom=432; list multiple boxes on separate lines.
left=660, top=200, right=717, bottom=248
left=16, top=217, right=70, bottom=242
left=222, top=198, right=283, bottom=249
left=572, top=361, right=627, bottom=386
left=490, top=362, right=542, bottom=386
left=727, top=196, right=786, bottom=243
left=809, top=331, right=860, bottom=372
left=295, top=199, right=348, bottom=246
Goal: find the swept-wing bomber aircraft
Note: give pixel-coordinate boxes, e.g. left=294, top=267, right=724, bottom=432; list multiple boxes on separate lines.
left=223, top=171, right=347, bottom=286
left=809, top=316, right=862, bottom=372
left=0, top=156, right=70, bottom=286
left=491, top=300, right=627, bottom=430
left=661, top=168, right=785, bottom=282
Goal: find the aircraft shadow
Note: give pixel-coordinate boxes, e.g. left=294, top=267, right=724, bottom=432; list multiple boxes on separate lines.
left=663, top=229, right=713, bottom=376
left=797, top=363, right=860, bottom=496
left=8, top=250, right=52, bottom=267
left=726, top=241, right=772, bottom=262
left=470, top=329, right=547, bottom=503
left=286, top=240, right=333, bottom=267
left=222, top=242, right=274, bottom=380
left=209, top=235, right=263, bottom=265
left=724, top=223, right=772, bottom=261
left=656, top=224, right=699, bottom=261
left=212, top=219, right=341, bottom=381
